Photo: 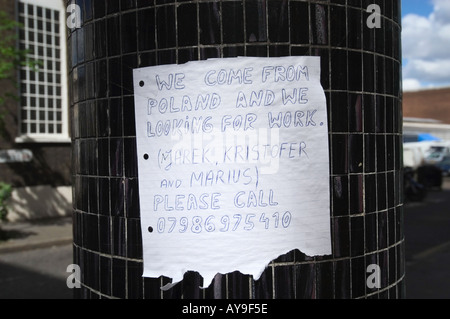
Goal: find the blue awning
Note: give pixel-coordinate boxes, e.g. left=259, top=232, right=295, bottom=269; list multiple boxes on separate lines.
left=417, top=133, right=441, bottom=142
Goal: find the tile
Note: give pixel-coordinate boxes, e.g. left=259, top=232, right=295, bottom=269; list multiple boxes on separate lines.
left=245, top=0, right=267, bottom=43
left=137, top=8, right=156, bottom=51
left=334, top=259, right=350, bottom=299
left=274, top=266, right=295, bottom=299
left=350, top=215, right=365, bottom=257
left=268, top=0, right=289, bottom=43
left=347, top=7, right=362, bottom=49
left=332, top=176, right=349, bottom=217
left=121, top=12, right=138, bottom=54
left=199, top=2, right=221, bottom=45
left=349, top=174, right=364, bottom=215
left=330, top=5, right=346, bottom=47
left=227, top=271, right=251, bottom=299
left=127, top=261, right=144, bottom=299
left=351, top=256, right=365, bottom=298
left=333, top=216, right=350, bottom=258
left=310, top=3, right=328, bottom=45
left=295, top=264, right=316, bottom=299
left=289, top=1, right=309, bottom=44
left=177, top=3, right=198, bottom=47
left=156, top=5, right=176, bottom=49
left=316, top=262, right=333, bottom=299
left=112, top=258, right=126, bottom=298
left=222, top=1, right=244, bottom=44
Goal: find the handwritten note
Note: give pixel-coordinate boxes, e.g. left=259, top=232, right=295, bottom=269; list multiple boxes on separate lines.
left=133, top=56, right=331, bottom=288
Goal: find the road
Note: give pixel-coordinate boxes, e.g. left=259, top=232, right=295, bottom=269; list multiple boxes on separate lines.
left=404, top=177, right=450, bottom=299
left=0, top=244, right=73, bottom=299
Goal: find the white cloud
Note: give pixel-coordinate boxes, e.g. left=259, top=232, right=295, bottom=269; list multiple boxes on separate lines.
left=402, top=15, right=434, bottom=59
left=432, top=0, right=450, bottom=23
left=402, top=0, right=450, bottom=90
left=402, top=78, right=422, bottom=92
left=404, top=59, right=450, bottom=82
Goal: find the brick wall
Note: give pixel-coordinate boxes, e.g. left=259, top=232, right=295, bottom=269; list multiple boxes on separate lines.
left=403, top=88, right=450, bottom=125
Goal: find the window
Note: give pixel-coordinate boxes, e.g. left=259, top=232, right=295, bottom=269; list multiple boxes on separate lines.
left=16, top=0, right=69, bottom=143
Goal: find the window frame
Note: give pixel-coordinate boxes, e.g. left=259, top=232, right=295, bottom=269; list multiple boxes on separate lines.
left=15, top=0, right=70, bottom=144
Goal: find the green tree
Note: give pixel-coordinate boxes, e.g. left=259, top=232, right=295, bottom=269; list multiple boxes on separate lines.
left=0, top=10, right=39, bottom=227
left=0, top=10, right=40, bottom=133
left=0, top=181, right=11, bottom=239
left=0, top=182, right=11, bottom=222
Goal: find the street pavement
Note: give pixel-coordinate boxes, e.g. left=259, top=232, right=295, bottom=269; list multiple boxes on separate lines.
left=0, top=244, right=73, bottom=299
left=0, top=178, right=449, bottom=299
left=403, top=177, right=450, bottom=299
left=0, top=217, right=73, bottom=299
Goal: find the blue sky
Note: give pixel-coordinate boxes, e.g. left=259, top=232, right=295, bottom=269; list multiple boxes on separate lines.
left=401, top=0, right=450, bottom=91
left=402, top=0, right=433, bottom=17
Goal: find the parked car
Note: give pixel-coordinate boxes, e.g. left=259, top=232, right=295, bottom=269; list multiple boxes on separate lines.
left=417, top=164, right=443, bottom=190
left=424, top=145, right=450, bottom=165
left=403, top=142, right=430, bottom=170
left=404, top=167, right=427, bottom=202
left=425, top=151, right=450, bottom=165
left=437, top=156, right=450, bottom=176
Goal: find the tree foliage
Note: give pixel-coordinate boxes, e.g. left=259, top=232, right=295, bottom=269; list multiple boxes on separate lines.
left=0, top=182, right=12, bottom=222
left=0, top=10, right=39, bottom=224
left=0, top=10, right=40, bottom=132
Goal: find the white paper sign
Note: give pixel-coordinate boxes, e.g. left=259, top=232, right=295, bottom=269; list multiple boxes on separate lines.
left=133, top=56, right=331, bottom=288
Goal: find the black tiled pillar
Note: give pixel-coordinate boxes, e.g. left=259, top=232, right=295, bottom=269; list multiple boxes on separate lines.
left=70, top=0, right=404, bottom=299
